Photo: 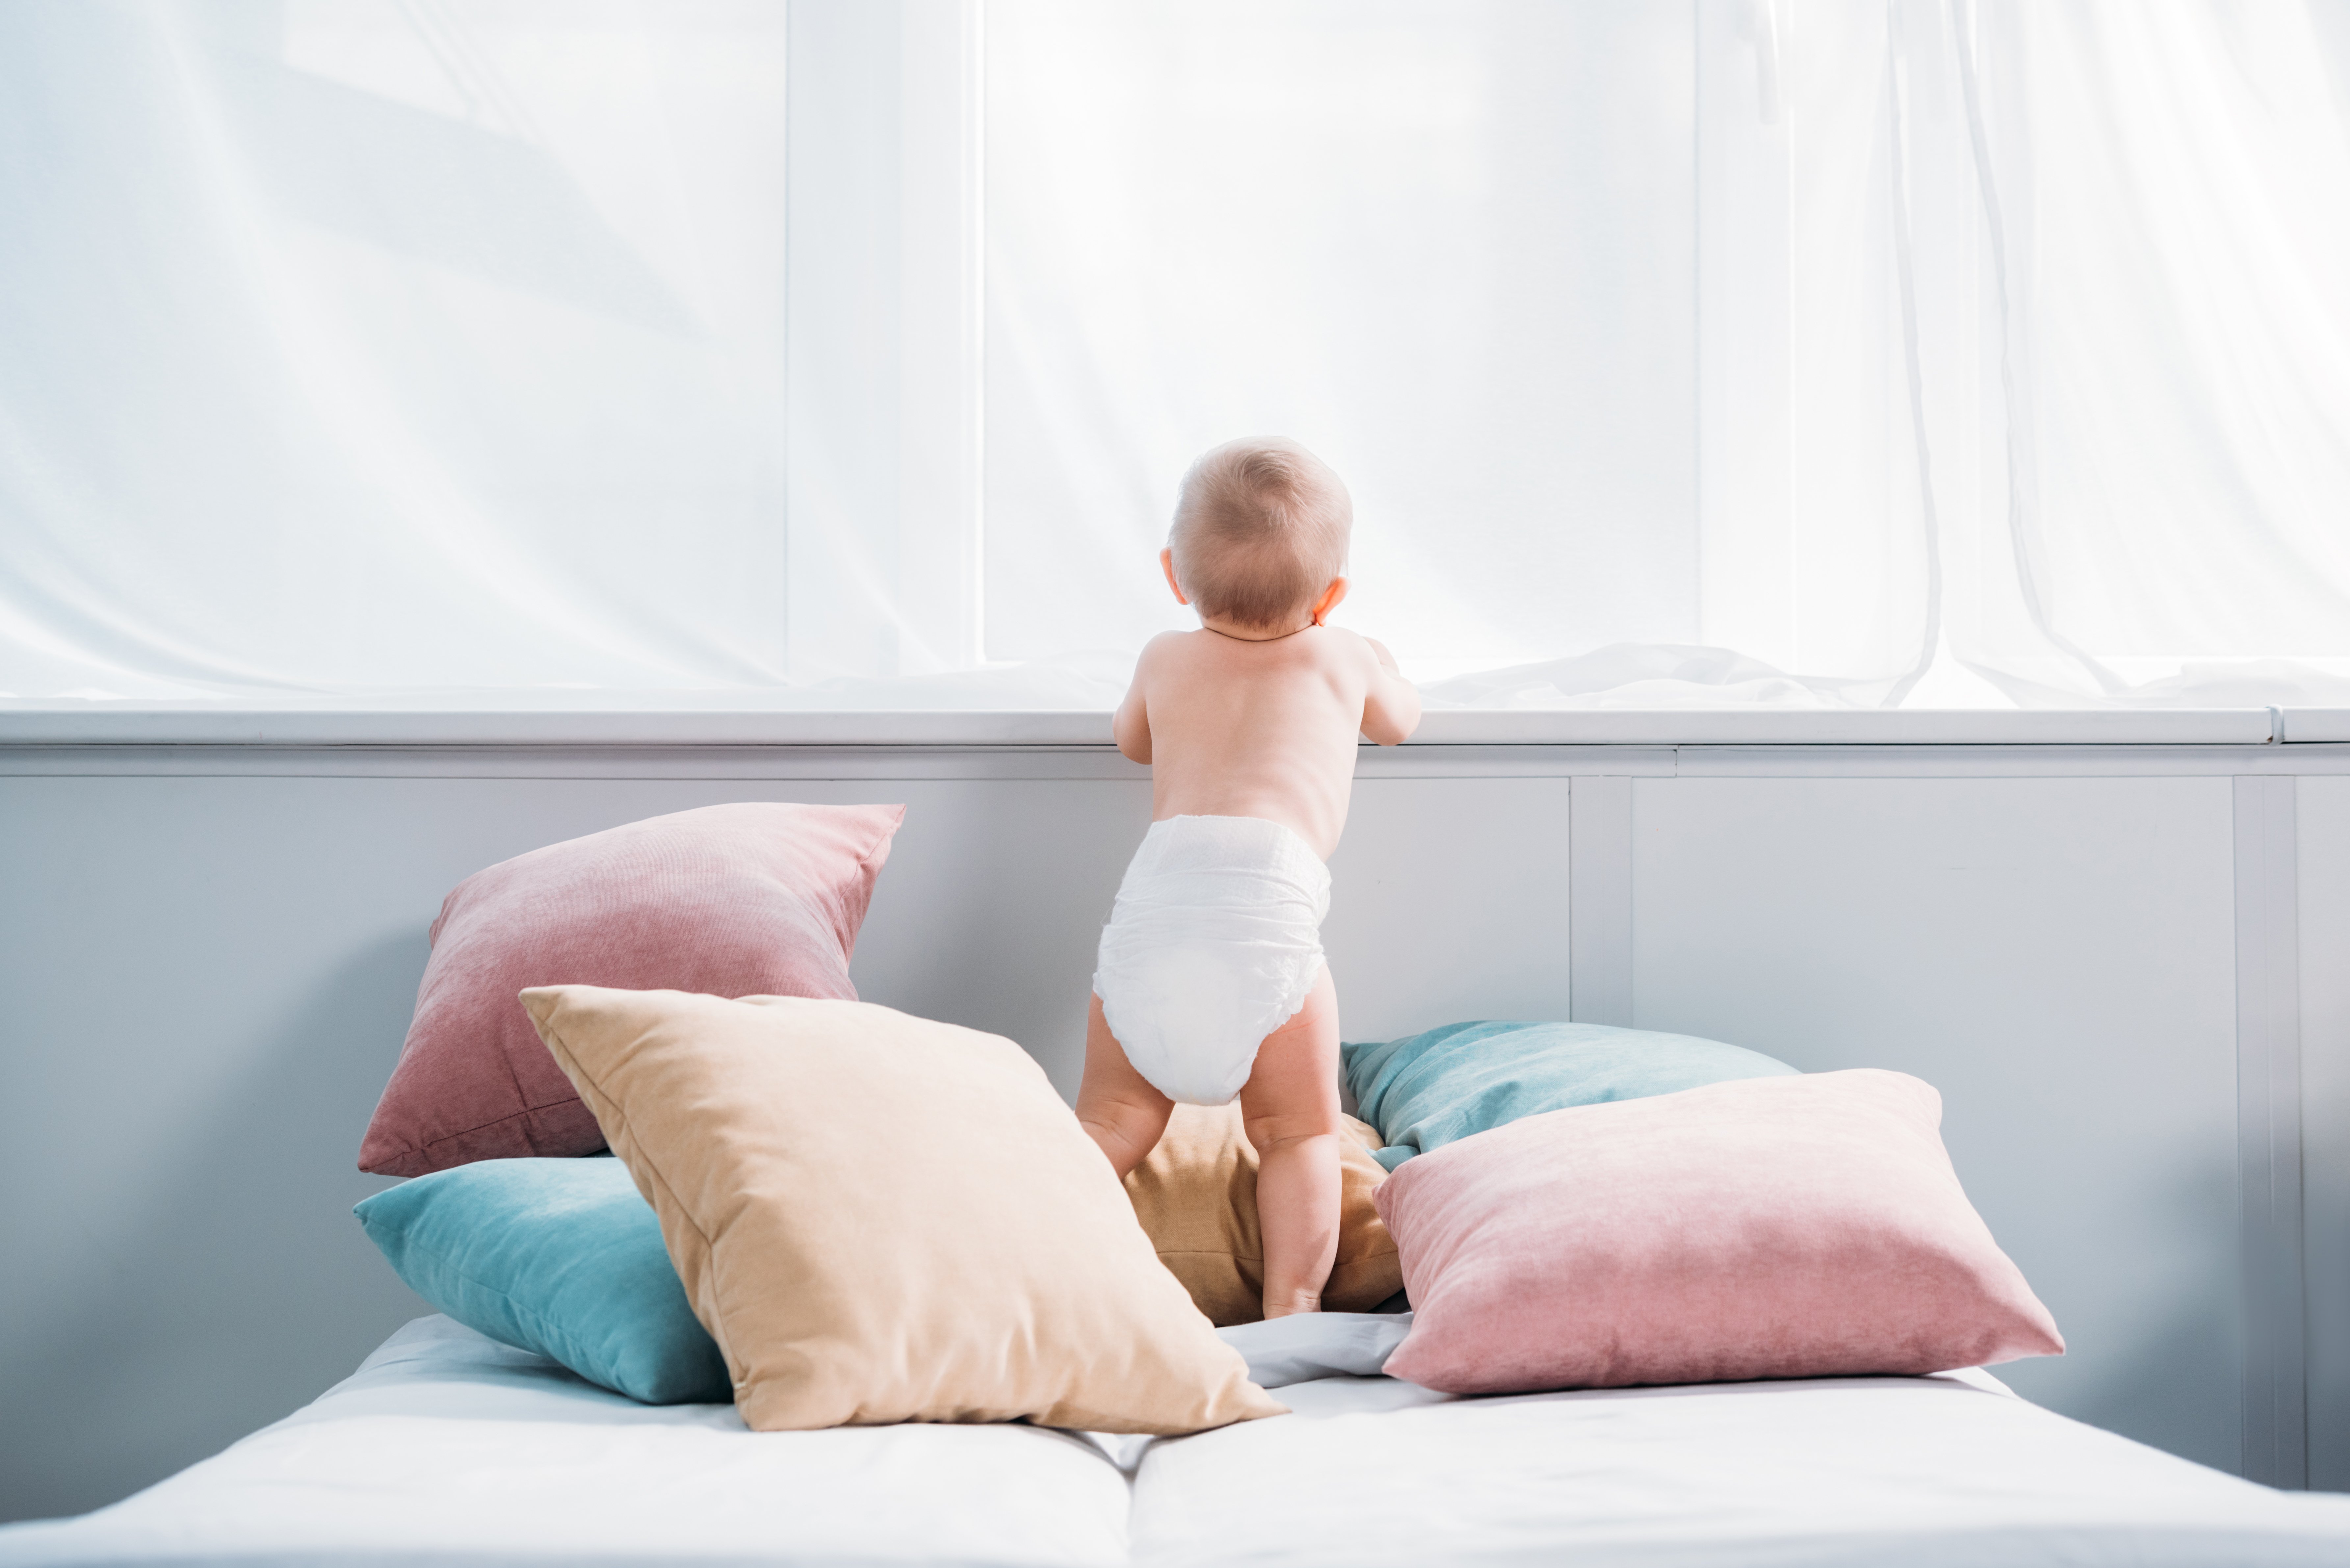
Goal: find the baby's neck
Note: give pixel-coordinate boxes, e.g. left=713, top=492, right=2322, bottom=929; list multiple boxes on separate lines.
left=1198, top=616, right=1315, bottom=643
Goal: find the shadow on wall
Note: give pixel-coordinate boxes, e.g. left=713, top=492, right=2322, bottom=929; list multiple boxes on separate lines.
left=2050, top=1296, right=2246, bottom=1474
left=0, top=933, right=433, bottom=1525
left=1991, top=1158, right=2246, bottom=1477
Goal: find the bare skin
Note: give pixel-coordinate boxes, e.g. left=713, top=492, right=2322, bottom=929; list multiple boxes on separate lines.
left=1076, top=555, right=1421, bottom=1318
left=1114, top=553, right=1420, bottom=857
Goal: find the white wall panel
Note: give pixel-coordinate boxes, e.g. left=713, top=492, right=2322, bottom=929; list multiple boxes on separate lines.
left=2298, top=776, right=2350, bottom=1492
left=2236, top=776, right=2308, bottom=1488
left=1626, top=776, right=2243, bottom=1473
left=1322, top=778, right=1574, bottom=1043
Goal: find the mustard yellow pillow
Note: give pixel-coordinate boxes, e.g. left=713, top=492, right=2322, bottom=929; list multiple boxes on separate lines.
left=519, top=986, right=1284, bottom=1434
left=1125, top=1103, right=1404, bottom=1326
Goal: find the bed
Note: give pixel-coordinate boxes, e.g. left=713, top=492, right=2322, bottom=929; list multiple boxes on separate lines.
left=6, top=1313, right=2348, bottom=1567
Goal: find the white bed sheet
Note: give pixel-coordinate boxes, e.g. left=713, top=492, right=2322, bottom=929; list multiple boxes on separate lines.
left=1144, top=1370, right=2350, bottom=1567
left=0, top=1317, right=1133, bottom=1567
left=6, top=1314, right=2350, bottom=1567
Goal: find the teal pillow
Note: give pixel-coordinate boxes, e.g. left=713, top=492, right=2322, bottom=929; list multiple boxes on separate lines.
left=1343, top=1021, right=1800, bottom=1169
left=355, top=1156, right=729, bottom=1404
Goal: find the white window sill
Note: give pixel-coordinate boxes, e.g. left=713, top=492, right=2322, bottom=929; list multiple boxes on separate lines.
left=0, top=702, right=2303, bottom=748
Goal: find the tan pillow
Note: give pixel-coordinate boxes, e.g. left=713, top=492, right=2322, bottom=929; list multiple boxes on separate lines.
left=1126, top=1103, right=1404, bottom=1326
left=519, top=985, right=1284, bottom=1434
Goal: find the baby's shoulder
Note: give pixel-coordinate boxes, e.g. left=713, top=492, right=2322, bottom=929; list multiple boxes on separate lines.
left=1134, top=628, right=1215, bottom=688
left=1306, top=624, right=1379, bottom=672
left=1137, top=628, right=1202, bottom=668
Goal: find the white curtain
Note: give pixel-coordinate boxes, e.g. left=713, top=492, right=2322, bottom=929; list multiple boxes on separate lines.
left=984, top=0, right=1700, bottom=685
left=1935, top=0, right=2350, bottom=706
left=1703, top=0, right=2350, bottom=710
left=1, top=1, right=793, bottom=700
left=7, top=1, right=2350, bottom=709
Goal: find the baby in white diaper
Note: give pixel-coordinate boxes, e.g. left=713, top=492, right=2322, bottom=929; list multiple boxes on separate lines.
left=1077, top=437, right=1421, bottom=1319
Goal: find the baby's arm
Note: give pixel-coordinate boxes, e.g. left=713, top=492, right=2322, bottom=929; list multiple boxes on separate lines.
left=1357, top=636, right=1422, bottom=746
left=1112, top=637, right=1160, bottom=764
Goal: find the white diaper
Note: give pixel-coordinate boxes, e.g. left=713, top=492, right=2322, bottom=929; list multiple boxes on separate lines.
left=1093, top=814, right=1332, bottom=1106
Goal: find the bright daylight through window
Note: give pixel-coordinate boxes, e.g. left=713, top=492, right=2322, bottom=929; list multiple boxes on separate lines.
left=4, top=1, right=2350, bottom=710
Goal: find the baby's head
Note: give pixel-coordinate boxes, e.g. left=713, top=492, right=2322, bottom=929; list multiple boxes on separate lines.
left=1165, top=438, right=1352, bottom=633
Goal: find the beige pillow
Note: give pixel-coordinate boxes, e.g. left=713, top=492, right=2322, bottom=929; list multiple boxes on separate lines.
left=1126, top=1103, right=1404, bottom=1326
left=519, top=985, right=1285, bottom=1434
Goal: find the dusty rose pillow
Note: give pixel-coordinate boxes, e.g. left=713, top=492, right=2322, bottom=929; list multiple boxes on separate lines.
left=1376, top=1069, right=2063, bottom=1395
left=359, top=802, right=904, bottom=1177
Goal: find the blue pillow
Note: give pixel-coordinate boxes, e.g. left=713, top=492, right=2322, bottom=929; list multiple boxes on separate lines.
left=1343, top=1021, right=1800, bottom=1169
left=355, top=1156, right=729, bottom=1404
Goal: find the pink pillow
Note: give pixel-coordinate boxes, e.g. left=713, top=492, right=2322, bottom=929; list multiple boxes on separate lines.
left=1376, top=1069, right=2062, bottom=1395
left=358, top=803, right=904, bottom=1177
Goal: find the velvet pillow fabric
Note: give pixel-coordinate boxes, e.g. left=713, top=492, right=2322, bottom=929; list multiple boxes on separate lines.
left=1377, top=1070, right=2064, bottom=1396
left=1124, top=1104, right=1401, bottom=1326
left=1344, top=1019, right=1799, bottom=1168
left=355, top=1156, right=728, bottom=1404
left=360, top=802, right=902, bottom=1177
left=521, top=984, right=1284, bottom=1434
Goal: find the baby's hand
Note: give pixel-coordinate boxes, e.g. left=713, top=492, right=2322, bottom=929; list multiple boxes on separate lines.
left=1357, top=633, right=1421, bottom=745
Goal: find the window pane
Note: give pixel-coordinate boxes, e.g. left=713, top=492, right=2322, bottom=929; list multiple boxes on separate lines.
left=983, top=0, right=1695, bottom=677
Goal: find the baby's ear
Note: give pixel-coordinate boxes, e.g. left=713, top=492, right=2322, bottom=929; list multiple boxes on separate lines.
left=1312, top=576, right=1350, bottom=625
left=1160, top=548, right=1190, bottom=606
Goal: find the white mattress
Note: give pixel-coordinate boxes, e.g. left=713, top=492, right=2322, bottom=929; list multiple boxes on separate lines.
left=5, top=1314, right=2349, bottom=1567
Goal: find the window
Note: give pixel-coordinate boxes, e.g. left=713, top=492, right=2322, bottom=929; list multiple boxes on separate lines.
left=7, top=1, right=2349, bottom=708
left=984, top=1, right=1696, bottom=681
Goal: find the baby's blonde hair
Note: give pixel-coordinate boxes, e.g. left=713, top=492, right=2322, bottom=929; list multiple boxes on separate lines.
left=1168, top=438, right=1352, bottom=630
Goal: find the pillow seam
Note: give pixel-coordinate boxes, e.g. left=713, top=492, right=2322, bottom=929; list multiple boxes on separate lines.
left=403, top=1096, right=595, bottom=1158
left=1155, top=1245, right=1400, bottom=1262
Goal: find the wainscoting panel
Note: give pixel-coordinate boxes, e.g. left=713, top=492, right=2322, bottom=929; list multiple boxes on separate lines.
left=1624, top=775, right=2243, bottom=1474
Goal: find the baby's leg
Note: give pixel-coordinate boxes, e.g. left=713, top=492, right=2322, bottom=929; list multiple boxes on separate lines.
left=1239, top=965, right=1343, bottom=1319
left=1075, top=992, right=1174, bottom=1180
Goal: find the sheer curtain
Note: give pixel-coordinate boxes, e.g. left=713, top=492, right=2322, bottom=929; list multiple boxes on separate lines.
left=1691, top=0, right=2350, bottom=710
left=6, top=1, right=2350, bottom=709
left=1933, top=0, right=2350, bottom=706
left=984, top=1, right=1698, bottom=685
left=1, top=1, right=793, bottom=700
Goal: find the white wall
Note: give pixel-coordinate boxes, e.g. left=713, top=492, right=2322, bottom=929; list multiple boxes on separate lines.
left=0, top=739, right=2338, bottom=1520
left=2299, top=776, right=2350, bottom=1491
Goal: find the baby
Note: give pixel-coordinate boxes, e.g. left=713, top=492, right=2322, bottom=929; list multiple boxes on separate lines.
left=1076, top=437, right=1421, bottom=1319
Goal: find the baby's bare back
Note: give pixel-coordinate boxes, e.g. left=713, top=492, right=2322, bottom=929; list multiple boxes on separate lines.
left=1122, top=626, right=1389, bottom=860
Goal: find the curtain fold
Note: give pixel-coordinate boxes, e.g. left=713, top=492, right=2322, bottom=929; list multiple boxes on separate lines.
left=1906, top=0, right=2350, bottom=706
